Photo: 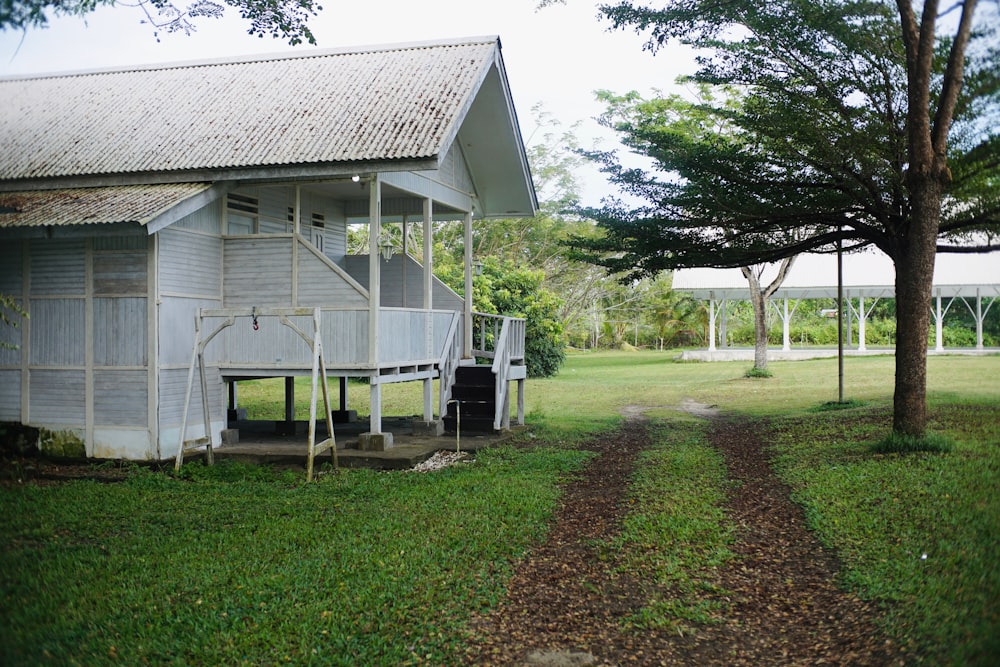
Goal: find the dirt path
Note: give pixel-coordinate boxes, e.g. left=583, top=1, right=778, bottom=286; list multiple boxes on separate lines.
left=466, top=412, right=904, bottom=666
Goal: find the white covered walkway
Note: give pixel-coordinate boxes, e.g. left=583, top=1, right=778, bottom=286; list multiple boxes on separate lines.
left=672, top=251, right=1000, bottom=355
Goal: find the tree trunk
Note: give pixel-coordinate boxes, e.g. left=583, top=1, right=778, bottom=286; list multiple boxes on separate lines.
left=893, top=175, right=942, bottom=437
left=741, top=258, right=795, bottom=372
left=741, top=267, right=769, bottom=371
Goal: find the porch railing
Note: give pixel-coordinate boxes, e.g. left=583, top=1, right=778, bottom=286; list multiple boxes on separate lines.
left=471, top=312, right=526, bottom=430
left=437, top=313, right=463, bottom=418
left=471, top=312, right=526, bottom=362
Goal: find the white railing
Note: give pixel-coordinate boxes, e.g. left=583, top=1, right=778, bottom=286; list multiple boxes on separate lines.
left=206, top=307, right=461, bottom=371
left=437, top=313, right=463, bottom=418
left=472, top=313, right=526, bottom=430
left=471, top=312, right=525, bottom=362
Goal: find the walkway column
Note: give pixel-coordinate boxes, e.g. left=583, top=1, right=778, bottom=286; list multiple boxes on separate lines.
left=707, top=293, right=717, bottom=352
left=935, top=290, right=944, bottom=352
left=976, top=288, right=984, bottom=349
left=857, top=295, right=867, bottom=352
left=782, top=297, right=791, bottom=351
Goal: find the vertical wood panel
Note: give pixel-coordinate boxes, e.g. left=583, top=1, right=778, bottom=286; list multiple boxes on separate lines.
left=0, top=370, right=20, bottom=420
left=158, top=366, right=224, bottom=426
left=30, top=239, right=85, bottom=295
left=29, top=369, right=85, bottom=424
left=94, top=369, right=148, bottom=425
left=94, top=252, right=147, bottom=295
left=159, top=229, right=222, bottom=295
left=170, top=200, right=221, bottom=233
left=0, top=297, right=22, bottom=366
left=29, top=298, right=85, bottom=365
left=0, top=241, right=23, bottom=293
left=94, top=297, right=147, bottom=366
left=223, top=238, right=293, bottom=306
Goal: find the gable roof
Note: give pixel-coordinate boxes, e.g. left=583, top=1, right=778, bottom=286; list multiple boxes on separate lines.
left=0, top=37, right=536, bottom=218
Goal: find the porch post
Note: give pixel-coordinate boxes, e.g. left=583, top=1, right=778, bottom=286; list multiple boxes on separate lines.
left=423, top=198, right=434, bottom=421
left=463, top=211, right=473, bottom=359
left=368, top=175, right=382, bottom=435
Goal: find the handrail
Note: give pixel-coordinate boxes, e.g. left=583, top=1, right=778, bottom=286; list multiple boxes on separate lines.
left=487, top=316, right=527, bottom=430
left=437, top=312, right=463, bottom=418
left=490, top=318, right=513, bottom=430
left=472, top=312, right=525, bottom=361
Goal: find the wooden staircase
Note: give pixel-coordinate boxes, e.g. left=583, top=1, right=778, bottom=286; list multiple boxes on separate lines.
left=443, top=365, right=499, bottom=433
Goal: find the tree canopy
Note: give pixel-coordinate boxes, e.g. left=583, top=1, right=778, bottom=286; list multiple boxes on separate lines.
left=574, top=0, right=998, bottom=276
left=567, top=0, right=998, bottom=437
left=0, top=0, right=321, bottom=44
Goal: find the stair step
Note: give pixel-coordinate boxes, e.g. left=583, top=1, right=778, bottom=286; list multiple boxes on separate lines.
left=455, top=365, right=495, bottom=384
left=451, top=384, right=494, bottom=401
left=446, top=399, right=495, bottom=418
left=443, top=415, right=497, bottom=433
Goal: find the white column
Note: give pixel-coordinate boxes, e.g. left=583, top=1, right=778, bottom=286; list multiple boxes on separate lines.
left=422, top=198, right=434, bottom=421
left=935, top=290, right=944, bottom=352
left=976, top=288, right=984, bottom=349
left=368, top=175, right=382, bottom=434
left=857, top=295, right=867, bottom=352
left=782, top=297, right=791, bottom=351
left=463, top=211, right=473, bottom=359
left=707, top=293, right=717, bottom=352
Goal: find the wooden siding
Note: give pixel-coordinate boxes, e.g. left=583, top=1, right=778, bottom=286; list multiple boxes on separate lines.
left=158, top=297, right=222, bottom=366
left=258, top=186, right=290, bottom=223
left=223, top=237, right=294, bottom=306
left=29, top=298, right=85, bottom=366
left=94, top=369, right=148, bottom=426
left=437, top=143, right=476, bottom=193
left=93, top=235, right=148, bottom=252
left=321, top=309, right=368, bottom=364
left=0, top=240, right=23, bottom=293
left=30, top=239, right=85, bottom=295
left=29, top=369, right=85, bottom=424
left=94, top=297, right=147, bottom=366
left=0, top=299, right=21, bottom=366
left=158, top=366, right=224, bottom=426
left=94, top=251, right=147, bottom=295
left=159, top=228, right=223, bottom=295
left=380, top=309, right=433, bottom=362
left=0, top=370, right=20, bottom=420
left=216, top=313, right=316, bottom=366
left=206, top=310, right=368, bottom=368
left=169, top=199, right=221, bottom=233
left=296, top=242, right=368, bottom=308
left=343, top=254, right=463, bottom=310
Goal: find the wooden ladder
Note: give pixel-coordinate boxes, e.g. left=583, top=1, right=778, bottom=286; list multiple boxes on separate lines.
left=174, top=307, right=338, bottom=481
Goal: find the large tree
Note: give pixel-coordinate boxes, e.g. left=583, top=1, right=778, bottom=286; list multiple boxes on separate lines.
left=1, top=0, right=320, bottom=44
left=569, top=0, right=999, bottom=437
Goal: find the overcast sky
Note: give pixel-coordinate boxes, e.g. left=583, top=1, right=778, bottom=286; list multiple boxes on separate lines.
left=0, top=0, right=695, bottom=205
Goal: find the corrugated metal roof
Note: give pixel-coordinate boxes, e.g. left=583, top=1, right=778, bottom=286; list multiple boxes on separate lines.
left=0, top=38, right=498, bottom=182
left=0, top=183, right=213, bottom=227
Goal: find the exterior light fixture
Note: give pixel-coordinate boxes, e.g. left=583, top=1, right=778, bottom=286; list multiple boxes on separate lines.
left=379, top=235, right=394, bottom=261
left=474, top=258, right=484, bottom=276
left=351, top=174, right=361, bottom=182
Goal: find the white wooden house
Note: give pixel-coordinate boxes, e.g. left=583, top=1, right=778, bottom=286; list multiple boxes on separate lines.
left=0, top=37, right=535, bottom=461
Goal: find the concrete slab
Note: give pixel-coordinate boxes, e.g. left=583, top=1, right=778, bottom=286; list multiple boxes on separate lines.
left=210, top=416, right=507, bottom=471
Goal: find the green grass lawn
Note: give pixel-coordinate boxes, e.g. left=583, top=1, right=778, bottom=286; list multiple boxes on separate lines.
left=2, top=351, right=997, bottom=665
